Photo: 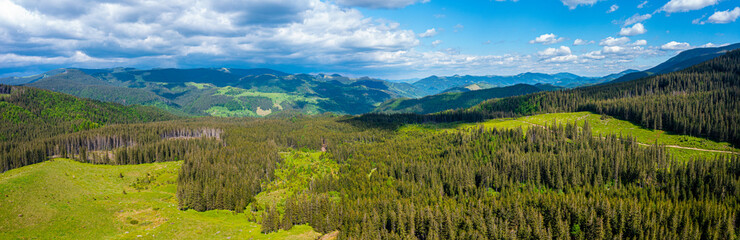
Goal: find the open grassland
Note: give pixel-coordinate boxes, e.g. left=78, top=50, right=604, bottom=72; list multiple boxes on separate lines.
left=254, top=149, right=340, bottom=215
left=215, top=86, right=324, bottom=106
left=399, top=111, right=739, bottom=161
left=0, top=158, right=322, bottom=240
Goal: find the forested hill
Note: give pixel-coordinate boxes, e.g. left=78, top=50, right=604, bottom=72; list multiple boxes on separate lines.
left=374, top=83, right=553, bottom=114
left=463, top=49, right=740, bottom=145
left=0, top=84, right=178, bottom=142
left=357, top=49, right=740, bottom=146
left=610, top=42, right=740, bottom=83
left=19, top=68, right=425, bottom=117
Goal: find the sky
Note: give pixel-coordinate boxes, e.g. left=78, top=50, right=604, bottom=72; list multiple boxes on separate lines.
left=0, top=0, right=738, bottom=80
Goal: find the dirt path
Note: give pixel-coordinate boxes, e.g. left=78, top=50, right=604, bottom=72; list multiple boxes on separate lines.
left=632, top=142, right=739, bottom=154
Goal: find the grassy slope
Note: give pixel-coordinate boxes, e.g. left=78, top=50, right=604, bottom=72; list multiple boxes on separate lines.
left=375, top=84, right=545, bottom=114
left=254, top=150, right=339, bottom=213
left=0, top=159, right=321, bottom=239
left=205, top=86, right=325, bottom=117
left=399, top=111, right=739, bottom=161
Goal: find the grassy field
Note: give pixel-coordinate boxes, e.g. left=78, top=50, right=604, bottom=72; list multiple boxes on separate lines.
left=205, top=106, right=258, bottom=117
left=399, top=111, right=739, bottom=161
left=254, top=150, right=340, bottom=215
left=215, top=86, right=324, bottom=106
left=0, top=158, right=322, bottom=239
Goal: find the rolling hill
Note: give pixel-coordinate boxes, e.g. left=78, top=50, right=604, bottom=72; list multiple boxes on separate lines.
left=411, top=71, right=617, bottom=96
left=425, top=49, right=740, bottom=146
left=0, top=84, right=177, bottom=142
left=610, top=43, right=740, bottom=83
left=18, top=68, right=423, bottom=116
left=375, top=83, right=554, bottom=114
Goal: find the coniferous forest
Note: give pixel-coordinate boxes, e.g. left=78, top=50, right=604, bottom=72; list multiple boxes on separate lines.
left=1, top=50, right=739, bottom=240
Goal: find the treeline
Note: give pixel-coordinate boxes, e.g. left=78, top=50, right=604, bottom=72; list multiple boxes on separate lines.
left=358, top=50, right=740, bottom=146
left=175, top=116, right=391, bottom=213
left=1, top=105, right=738, bottom=238
left=0, top=84, right=10, bottom=94
left=311, top=123, right=739, bottom=239
left=464, top=49, right=740, bottom=145
left=170, top=117, right=738, bottom=239
left=0, top=121, right=224, bottom=172
left=0, top=85, right=177, bottom=142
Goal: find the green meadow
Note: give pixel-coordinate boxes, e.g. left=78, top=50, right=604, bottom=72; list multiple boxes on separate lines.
left=0, top=158, right=324, bottom=240
left=399, top=111, right=739, bottom=161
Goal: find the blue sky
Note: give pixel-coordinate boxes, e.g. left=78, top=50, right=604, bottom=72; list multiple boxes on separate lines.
left=0, top=0, right=738, bottom=80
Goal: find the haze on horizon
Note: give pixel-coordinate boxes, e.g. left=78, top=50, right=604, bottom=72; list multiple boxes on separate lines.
left=0, top=0, right=738, bottom=80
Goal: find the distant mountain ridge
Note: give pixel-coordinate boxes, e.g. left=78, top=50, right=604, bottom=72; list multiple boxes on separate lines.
left=610, top=43, right=740, bottom=83
left=375, top=83, right=557, bottom=114
left=15, top=68, right=424, bottom=117
left=411, top=71, right=621, bottom=96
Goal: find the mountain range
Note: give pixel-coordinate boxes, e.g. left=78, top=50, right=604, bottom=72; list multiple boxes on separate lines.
left=610, top=43, right=740, bottom=83
left=1, top=43, right=737, bottom=117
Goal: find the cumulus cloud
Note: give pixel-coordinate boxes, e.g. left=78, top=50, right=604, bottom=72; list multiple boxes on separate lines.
left=529, top=33, right=565, bottom=44
left=538, top=46, right=578, bottom=63
left=660, top=0, right=718, bottom=13
left=539, top=46, right=572, bottom=57
left=573, top=39, right=594, bottom=45
left=619, top=23, right=647, bottom=36
left=560, top=0, right=600, bottom=10
left=0, top=0, right=671, bottom=79
left=419, top=28, right=438, bottom=38
left=707, top=7, right=740, bottom=24
left=624, top=13, right=652, bottom=26
left=607, top=4, right=619, bottom=13
left=431, top=40, right=442, bottom=47
left=661, top=41, right=691, bottom=50
left=334, top=0, right=429, bottom=9
left=0, top=0, right=426, bottom=70
left=582, top=51, right=606, bottom=59
left=600, top=36, right=631, bottom=46
left=633, top=39, right=647, bottom=46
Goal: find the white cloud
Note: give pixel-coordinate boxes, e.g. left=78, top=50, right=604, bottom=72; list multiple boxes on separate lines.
left=560, top=0, right=600, bottom=10
left=539, top=46, right=572, bottom=56
left=619, top=23, right=647, bottom=36
left=661, top=41, right=691, bottom=50
left=707, top=7, right=740, bottom=24
left=334, top=0, right=429, bottom=9
left=637, top=1, right=648, bottom=8
left=583, top=50, right=605, bottom=59
left=602, top=46, right=624, bottom=53
left=0, top=0, right=425, bottom=70
left=545, top=54, right=578, bottom=63
left=431, top=40, right=442, bottom=47
left=529, top=33, right=565, bottom=44
left=419, top=28, right=438, bottom=38
left=633, top=39, right=647, bottom=46
left=600, top=36, right=630, bottom=46
left=698, top=42, right=729, bottom=48
left=607, top=4, right=619, bottom=13
left=0, top=0, right=673, bottom=79
left=624, top=13, right=652, bottom=26
left=573, top=39, right=594, bottom=45
left=538, top=46, right=577, bottom=63
left=660, top=0, right=718, bottom=13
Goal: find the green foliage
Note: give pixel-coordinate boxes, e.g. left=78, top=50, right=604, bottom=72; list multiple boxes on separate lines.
left=461, top=49, right=740, bottom=145
left=29, top=68, right=420, bottom=117
left=0, top=159, right=322, bottom=239
left=375, top=84, right=547, bottom=114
